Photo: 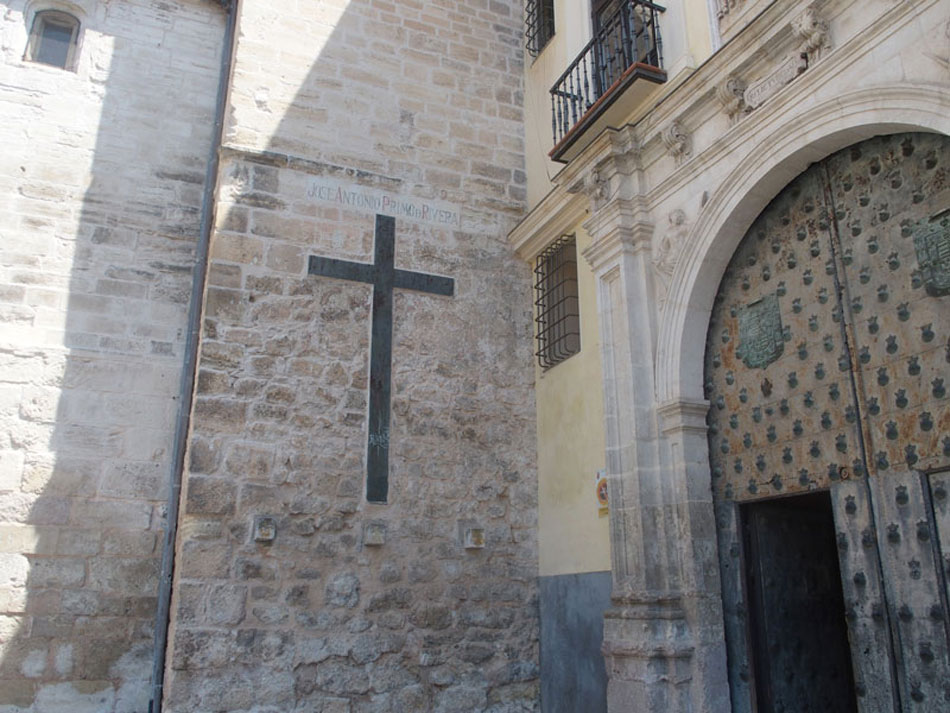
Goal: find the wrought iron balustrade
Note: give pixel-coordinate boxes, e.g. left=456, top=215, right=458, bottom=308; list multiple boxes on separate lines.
left=550, top=0, right=665, bottom=159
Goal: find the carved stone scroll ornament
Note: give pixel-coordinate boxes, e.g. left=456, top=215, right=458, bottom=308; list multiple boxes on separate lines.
left=794, top=4, right=831, bottom=61
left=716, top=75, right=748, bottom=122
left=738, top=4, right=829, bottom=114
left=564, top=131, right=641, bottom=213
left=717, top=0, right=741, bottom=19
left=661, top=121, right=692, bottom=166
left=566, top=166, right=610, bottom=212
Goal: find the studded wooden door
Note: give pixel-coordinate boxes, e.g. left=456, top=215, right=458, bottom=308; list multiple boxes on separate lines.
left=705, top=132, right=950, bottom=713
left=742, top=493, right=857, bottom=713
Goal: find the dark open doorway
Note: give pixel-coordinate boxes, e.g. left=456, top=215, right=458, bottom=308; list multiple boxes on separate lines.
left=740, top=492, right=858, bottom=713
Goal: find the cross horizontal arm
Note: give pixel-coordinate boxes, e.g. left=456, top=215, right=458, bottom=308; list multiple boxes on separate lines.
left=308, top=255, right=376, bottom=284
left=393, top=269, right=454, bottom=296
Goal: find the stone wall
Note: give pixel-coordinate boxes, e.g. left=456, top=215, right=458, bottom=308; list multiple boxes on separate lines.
left=0, top=1, right=225, bottom=710
left=163, top=0, right=539, bottom=711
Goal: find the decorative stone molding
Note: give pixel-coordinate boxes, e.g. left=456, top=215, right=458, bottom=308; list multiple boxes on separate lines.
left=657, top=397, right=710, bottom=436
left=654, top=85, right=950, bottom=409
left=735, top=5, right=829, bottom=114
left=743, top=53, right=807, bottom=110
left=653, top=209, right=688, bottom=315
left=794, top=3, right=831, bottom=61
left=661, top=120, right=691, bottom=166
left=599, top=124, right=642, bottom=171
left=508, top=189, right=589, bottom=260
left=923, top=18, right=950, bottom=75
left=582, top=199, right=655, bottom=271
left=559, top=126, right=641, bottom=214
left=566, top=165, right=611, bottom=212
left=716, top=75, right=747, bottom=122
left=601, top=588, right=696, bottom=708
left=716, top=0, right=742, bottom=19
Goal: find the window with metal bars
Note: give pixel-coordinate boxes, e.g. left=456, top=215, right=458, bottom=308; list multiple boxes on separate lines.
left=525, top=0, right=555, bottom=56
left=535, top=235, right=580, bottom=369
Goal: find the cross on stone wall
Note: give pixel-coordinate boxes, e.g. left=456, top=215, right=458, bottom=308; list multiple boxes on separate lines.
left=308, top=214, right=454, bottom=502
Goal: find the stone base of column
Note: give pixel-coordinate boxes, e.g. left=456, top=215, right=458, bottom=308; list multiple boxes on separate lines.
left=602, top=591, right=694, bottom=712
left=602, top=589, right=731, bottom=712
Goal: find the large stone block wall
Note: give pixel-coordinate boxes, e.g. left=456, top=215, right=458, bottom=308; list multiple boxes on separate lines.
left=163, top=0, right=538, bottom=711
left=0, top=1, right=225, bottom=710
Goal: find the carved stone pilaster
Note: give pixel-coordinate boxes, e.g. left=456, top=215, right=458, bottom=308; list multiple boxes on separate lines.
left=582, top=198, right=654, bottom=269
left=661, top=120, right=692, bottom=166
left=716, top=75, right=747, bottom=123
left=562, top=127, right=641, bottom=214
left=657, top=397, right=710, bottom=437
left=794, top=3, right=831, bottom=62
left=602, top=589, right=695, bottom=711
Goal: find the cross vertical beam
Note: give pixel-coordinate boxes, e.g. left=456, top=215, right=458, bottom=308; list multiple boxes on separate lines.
left=366, top=216, right=395, bottom=503
left=307, top=214, right=454, bottom=502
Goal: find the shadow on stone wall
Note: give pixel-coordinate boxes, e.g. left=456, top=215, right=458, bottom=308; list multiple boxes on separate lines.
left=1, top=1, right=225, bottom=710
left=162, top=1, right=540, bottom=712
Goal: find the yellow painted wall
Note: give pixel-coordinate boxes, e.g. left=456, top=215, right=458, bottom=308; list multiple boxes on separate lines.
left=524, top=0, right=592, bottom=207
left=536, top=226, right=610, bottom=576
left=684, top=0, right=714, bottom=61
left=524, top=0, right=715, bottom=207
left=527, top=1, right=718, bottom=577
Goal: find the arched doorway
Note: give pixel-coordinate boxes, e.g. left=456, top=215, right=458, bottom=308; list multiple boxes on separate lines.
left=704, top=132, right=950, bottom=711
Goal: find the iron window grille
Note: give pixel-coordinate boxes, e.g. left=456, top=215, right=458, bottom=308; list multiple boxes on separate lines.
left=26, top=10, right=80, bottom=70
left=525, top=0, right=555, bottom=57
left=535, top=235, right=580, bottom=369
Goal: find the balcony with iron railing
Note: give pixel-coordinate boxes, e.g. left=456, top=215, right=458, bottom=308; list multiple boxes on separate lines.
left=550, top=0, right=665, bottom=163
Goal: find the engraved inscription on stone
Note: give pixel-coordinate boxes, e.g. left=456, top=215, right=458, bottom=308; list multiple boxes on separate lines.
left=737, top=292, right=784, bottom=369
left=744, top=54, right=807, bottom=110
left=913, top=218, right=950, bottom=297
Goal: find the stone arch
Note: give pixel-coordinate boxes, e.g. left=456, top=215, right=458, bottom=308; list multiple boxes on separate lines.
left=656, top=85, right=950, bottom=406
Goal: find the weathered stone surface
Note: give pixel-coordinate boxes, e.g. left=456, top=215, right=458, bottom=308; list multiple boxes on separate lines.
left=321, top=573, right=360, bottom=610
left=5, top=0, right=538, bottom=709
left=165, top=1, right=537, bottom=711
left=0, top=0, right=226, bottom=706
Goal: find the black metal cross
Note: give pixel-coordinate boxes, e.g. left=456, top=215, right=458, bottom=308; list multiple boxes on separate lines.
left=308, top=214, right=454, bottom=503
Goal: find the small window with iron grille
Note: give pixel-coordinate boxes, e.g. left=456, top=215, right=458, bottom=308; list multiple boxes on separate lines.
left=535, top=235, right=580, bottom=369
left=525, top=0, right=555, bottom=57
left=25, top=10, right=80, bottom=70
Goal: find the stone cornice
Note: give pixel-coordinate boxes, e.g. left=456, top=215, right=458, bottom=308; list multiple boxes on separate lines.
left=510, top=125, right=642, bottom=260
left=657, top=398, right=710, bottom=436
left=606, top=586, right=687, bottom=613
left=514, top=0, right=855, bottom=251
left=573, top=0, right=928, bottom=210
left=507, top=187, right=588, bottom=261
left=555, top=124, right=641, bottom=191
left=514, top=0, right=938, bottom=263
left=636, top=0, right=942, bottom=215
